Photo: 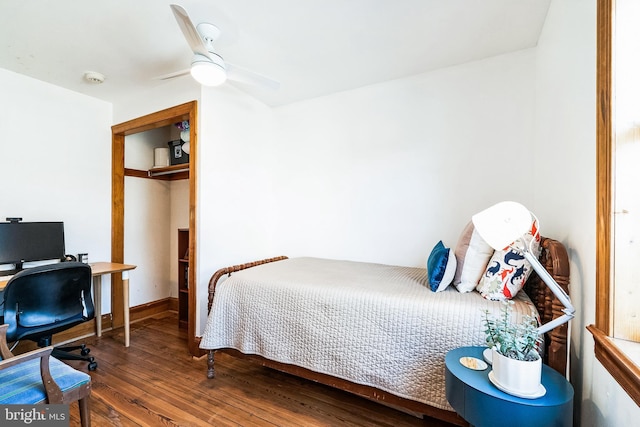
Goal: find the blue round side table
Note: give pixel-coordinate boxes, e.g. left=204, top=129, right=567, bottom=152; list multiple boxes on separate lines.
left=445, top=347, right=573, bottom=427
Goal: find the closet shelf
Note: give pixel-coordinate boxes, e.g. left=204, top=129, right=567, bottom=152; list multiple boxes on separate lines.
left=148, top=165, right=189, bottom=177
left=124, top=165, right=189, bottom=180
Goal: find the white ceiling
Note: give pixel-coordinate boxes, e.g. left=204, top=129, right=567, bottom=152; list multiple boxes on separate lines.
left=0, top=0, right=550, bottom=107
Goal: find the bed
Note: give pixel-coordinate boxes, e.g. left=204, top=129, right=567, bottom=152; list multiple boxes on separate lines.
left=200, top=237, right=570, bottom=426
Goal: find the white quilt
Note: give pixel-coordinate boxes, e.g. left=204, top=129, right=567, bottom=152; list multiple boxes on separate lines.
left=200, top=257, right=538, bottom=411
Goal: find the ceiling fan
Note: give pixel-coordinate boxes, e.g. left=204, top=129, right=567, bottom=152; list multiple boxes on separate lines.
left=158, top=4, right=280, bottom=90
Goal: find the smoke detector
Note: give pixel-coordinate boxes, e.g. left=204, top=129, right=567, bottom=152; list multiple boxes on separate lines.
left=84, top=71, right=105, bottom=84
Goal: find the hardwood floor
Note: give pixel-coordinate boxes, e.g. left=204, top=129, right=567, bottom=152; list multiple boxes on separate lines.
left=60, top=312, right=456, bottom=427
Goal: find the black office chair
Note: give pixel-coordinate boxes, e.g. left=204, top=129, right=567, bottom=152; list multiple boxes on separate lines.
left=0, top=262, right=98, bottom=371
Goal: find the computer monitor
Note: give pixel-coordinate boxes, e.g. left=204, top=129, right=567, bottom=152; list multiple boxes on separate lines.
left=0, top=221, right=65, bottom=271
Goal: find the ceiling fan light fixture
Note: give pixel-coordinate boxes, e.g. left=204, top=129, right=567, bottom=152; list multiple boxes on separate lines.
left=190, top=53, right=226, bottom=86
left=169, top=5, right=279, bottom=90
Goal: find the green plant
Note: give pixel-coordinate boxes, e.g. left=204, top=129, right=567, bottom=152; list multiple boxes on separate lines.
left=482, top=300, right=542, bottom=361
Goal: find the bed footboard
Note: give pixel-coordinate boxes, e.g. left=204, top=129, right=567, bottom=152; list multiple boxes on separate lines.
left=206, top=255, right=287, bottom=379
left=207, top=256, right=288, bottom=313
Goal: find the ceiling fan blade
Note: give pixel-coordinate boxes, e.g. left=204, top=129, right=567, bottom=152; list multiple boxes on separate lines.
left=170, top=4, right=212, bottom=59
left=169, top=5, right=278, bottom=91
left=153, top=68, right=191, bottom=81
left=226, top=62, right=281, bottom=90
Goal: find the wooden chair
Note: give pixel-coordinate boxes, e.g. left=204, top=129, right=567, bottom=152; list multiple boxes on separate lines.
left=0, top=324, right=91, bottom=426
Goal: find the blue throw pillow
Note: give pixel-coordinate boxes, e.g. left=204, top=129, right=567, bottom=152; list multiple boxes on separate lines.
left=427, top=240, right=457, bottom=292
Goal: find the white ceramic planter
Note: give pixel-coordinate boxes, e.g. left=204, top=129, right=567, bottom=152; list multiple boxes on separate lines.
left=490, top=348, right=543, bottom=397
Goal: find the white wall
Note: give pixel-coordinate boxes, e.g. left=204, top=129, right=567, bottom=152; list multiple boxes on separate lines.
left=197, top=83, right=277, bottom=332
left=269, top=50, right=538, bottom=268
left=534, top=0, right=640, bottom=425
left=0, top=67, right=113, bottom=308
left=123, top=175, right=172, bottom=308
left=112, top=77, right=200, bottom=126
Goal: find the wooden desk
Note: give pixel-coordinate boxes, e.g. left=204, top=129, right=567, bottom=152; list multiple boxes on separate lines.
left=0, top=262, right=136, bottom=347
left=89, top=262, right=137, bottom=347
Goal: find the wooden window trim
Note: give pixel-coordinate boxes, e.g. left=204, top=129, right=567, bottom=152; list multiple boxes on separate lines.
left=590, top=0, right=640, bottom=406
left=587, top=326, right=640, bottom=404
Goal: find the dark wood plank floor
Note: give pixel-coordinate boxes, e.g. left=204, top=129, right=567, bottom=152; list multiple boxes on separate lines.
left=61, top=312, right=456, bottom=427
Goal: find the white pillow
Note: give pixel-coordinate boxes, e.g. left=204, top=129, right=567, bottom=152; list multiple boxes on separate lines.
left=453, top=221, right=494, bottom=293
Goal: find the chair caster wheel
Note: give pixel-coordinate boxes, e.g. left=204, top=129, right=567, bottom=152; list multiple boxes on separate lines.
left=81, top=348, right=90, bottom=356
left=88, top=361, right=98, bottom=371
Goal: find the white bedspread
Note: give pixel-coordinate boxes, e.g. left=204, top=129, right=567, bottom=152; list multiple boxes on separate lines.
left=200, top=257, right=538, bottom=411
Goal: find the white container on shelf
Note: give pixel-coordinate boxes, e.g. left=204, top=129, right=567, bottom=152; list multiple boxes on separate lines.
left=153, top=147, right=170, bottom=168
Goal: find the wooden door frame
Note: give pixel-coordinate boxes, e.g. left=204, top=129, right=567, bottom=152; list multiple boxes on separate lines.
left=111, top=101, right=199, bottom=355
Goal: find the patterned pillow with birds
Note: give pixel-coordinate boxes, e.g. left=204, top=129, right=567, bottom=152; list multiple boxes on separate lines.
left=475, top=218, right=541, bottom=300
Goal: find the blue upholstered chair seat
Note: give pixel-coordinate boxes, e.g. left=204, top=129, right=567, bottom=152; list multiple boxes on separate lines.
left=0, top=356, right=90, bottom=404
